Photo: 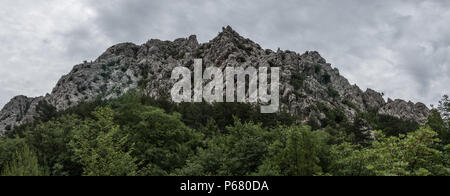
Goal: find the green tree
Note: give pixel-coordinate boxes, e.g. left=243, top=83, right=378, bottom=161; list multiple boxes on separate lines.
left=428, top=95, right=450, bottom=145
left=70, top=107, right=138, bottom=176
left=329, top=127, right=449, bottom=176
left=217, top=119, right=269, bottom=175
left=257, top=125, right=330, bottom=176
left=427, top=109, right=449, bottom=145
left=0, top=137, right=25, bottom=172
left=176, top=136, right=228, bottom=176
left=35, top=100, right=57, bottom=122
left=2, top=144, right=46, bottom=176
left=112, top=92, right=202, bottom=175
left=24, top=114, right=83, bottom=176
left=344, top=115, right=372, bottom=145
left=328, top=142, right=371, bottom=176
left=437, top=95, right=450, bottom=120
left=178, top=119, right=269, bottom=176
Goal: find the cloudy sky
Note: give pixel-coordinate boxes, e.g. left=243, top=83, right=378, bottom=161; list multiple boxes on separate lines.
left=0, top=0, right=449, bottom=108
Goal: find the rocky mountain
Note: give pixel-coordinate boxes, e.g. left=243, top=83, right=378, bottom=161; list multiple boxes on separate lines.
left=0, top=26, right=430, bottom=134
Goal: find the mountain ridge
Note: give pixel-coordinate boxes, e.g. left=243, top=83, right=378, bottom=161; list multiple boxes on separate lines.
left=0, top=26, right=430, bottom=133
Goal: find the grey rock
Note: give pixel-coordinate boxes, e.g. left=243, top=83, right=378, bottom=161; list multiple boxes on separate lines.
left=0, top=26, right=430, bottom=134
left=0, top=95, right=43, bottom=134
left=379, top=99, right=430, bottom=123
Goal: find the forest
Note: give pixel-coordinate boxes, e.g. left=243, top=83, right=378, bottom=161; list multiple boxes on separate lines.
left=0, top=90, right=448, bottom=176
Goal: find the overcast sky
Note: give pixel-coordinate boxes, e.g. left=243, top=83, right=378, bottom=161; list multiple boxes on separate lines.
left=0, top=0, right=449, bottom=108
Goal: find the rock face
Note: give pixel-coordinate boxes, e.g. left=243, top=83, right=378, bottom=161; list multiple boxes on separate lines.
left=0, top=26, right=430, bottom=134
left=0, top=96, right=43, bottom=132
left=379, top=99, right=430, bottom=122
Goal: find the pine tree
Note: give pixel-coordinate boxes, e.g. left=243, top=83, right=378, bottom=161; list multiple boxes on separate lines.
left=70, top=107, right=138, bottom=176
left=2, top=145, right=46, bottom=176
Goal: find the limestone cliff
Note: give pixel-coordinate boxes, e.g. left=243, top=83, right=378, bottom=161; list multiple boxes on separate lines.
left=0, top=26, right=430, bottom=133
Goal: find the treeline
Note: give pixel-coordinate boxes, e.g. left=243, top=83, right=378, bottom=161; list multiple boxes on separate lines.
left=0, top=90, right=448, bottom=176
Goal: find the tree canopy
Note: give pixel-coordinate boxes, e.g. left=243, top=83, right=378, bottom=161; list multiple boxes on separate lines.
left=1, top=91, right=448, bottom=176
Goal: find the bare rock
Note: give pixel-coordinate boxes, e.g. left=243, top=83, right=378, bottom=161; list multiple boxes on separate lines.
left=0, top=26, right=430, bottom=133
left=379, top=99, right=430, bottom=123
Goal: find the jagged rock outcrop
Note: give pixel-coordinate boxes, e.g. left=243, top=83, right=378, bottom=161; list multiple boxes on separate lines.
left=379, top=99, right=430, bottom=122
left=0, top=96, right=43, bottom=132
left=0, top=26, right=430, bottom=134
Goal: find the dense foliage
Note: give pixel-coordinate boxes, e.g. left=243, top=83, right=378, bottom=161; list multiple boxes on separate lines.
left=0, top=91, right=448, bottom=176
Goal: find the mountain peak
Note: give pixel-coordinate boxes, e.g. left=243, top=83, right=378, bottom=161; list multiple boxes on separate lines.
left=221, top=25, right=238, bottom=34
left=301, top=51, right=327, bottom=64
left=213, top=25, right=247, bottom=43
left=0, top=26, right=431, bottom=134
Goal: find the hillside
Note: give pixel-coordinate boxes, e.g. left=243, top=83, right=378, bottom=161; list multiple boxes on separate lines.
left=0, top=26, right=430, bottom=134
